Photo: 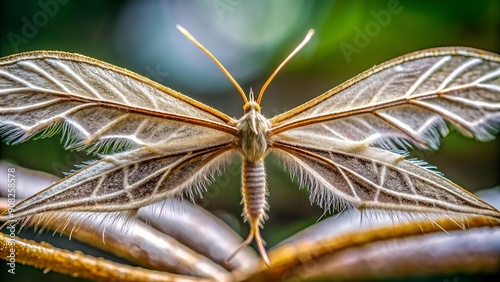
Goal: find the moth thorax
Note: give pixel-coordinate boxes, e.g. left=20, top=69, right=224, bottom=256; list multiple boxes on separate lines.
left=237, top=104, right=270, bottom=162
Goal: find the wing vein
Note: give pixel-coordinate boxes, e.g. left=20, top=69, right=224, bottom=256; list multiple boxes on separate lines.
left=84, top=113, right=132, bottom=145
left=409, top=99, right=476, bottom=135
left=0, top=69, right=37, bottom=88
left=472, top=68, right=500, bottom=84
left=0, top=96, right=63, bottom=113
left=52, top=60, right=104, bottom=100
left=372, top=111, right=429, bottom=147
left=438, top=58, right=481, bottom=90
left=19, top=61, right=73, bottom=93
left=24, top=103, right=98, bottom=138
left=404, top=56, right=451, bottom=97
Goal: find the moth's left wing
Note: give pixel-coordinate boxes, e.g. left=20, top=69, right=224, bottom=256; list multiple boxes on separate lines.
left=0, top=144, right=237, bottom=221
left=270, top=47, right=500, bottom=150
left=271, top=141, right=500, bottom=220
left=0, top=51, right=238, bottom=153
left=0, top=51, right=242, bottom=222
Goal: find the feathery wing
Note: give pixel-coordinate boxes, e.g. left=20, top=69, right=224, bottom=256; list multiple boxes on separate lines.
left=269, top=47, right=500, bottom=218
left=1, top=144, right=236, bottom=221
left=0, top=51, right=241, bottom=221
left=0, top=51, right=237, bottom=152
left=272, top=142, right=499, bottom=219
left=270, top=47, right=500, bottom=150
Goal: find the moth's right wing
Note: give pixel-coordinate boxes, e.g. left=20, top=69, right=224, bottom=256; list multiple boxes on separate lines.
left=270, top=47, right=500, bottom=151
left=268, top=47, right=500, bottom=221
left=272, top=140, right=500, bottom=220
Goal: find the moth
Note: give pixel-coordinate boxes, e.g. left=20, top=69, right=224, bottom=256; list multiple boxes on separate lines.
left=1, top=26, right=499, bottom=266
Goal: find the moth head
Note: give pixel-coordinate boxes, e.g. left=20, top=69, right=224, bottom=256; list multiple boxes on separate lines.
left=243, top=89, right=261, bottom=113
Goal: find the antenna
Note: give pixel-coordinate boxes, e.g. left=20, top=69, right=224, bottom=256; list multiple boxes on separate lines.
left=176, top=25, right=248, bottom=104
left=256, top=29, right=315, bottom=105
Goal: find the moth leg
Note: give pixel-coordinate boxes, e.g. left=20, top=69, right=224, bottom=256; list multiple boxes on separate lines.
left=225, top=220, right=270, bottom=267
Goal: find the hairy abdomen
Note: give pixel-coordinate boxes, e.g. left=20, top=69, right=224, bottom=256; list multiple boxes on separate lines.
left=242, top=159, right=268, bottom=224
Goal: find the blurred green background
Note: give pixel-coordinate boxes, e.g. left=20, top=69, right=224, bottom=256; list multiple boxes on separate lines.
left=0, top=0, right=499, bottom=281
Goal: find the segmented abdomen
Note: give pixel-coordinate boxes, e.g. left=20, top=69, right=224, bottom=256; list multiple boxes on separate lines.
left=242, top=159, right=268, bottom=224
